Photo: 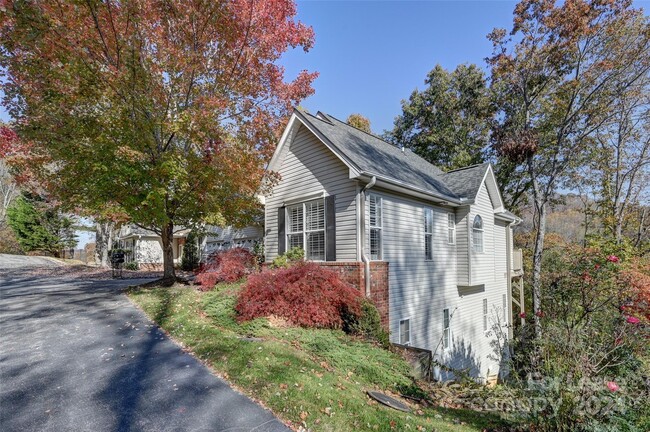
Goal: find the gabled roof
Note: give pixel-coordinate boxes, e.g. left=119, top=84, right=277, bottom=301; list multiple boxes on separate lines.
left=442, top=163, right=491, bottom=202
left=296, top=110, right=460, bottom=201
left=270, top=108, right=509, bottom=210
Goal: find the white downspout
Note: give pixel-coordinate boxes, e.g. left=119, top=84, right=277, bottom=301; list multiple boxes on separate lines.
left=360, top=176, right=377, bottom=297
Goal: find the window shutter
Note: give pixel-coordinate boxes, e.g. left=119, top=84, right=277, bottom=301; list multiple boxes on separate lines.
left=277, top=206, right=286, bottom=255
left=325, top=195, right=336, bottom=261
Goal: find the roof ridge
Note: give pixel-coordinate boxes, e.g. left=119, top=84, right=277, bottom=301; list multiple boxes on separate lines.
left=325, top=113, right=398, bottom=146
left=445, top=162, right=490, bottom=174
left=322, top=112, right=451, bottom=179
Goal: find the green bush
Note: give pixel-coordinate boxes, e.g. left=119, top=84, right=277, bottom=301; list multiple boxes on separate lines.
left=181, top=231, right=200, bottom=271
left=270, top=246, right=304, bottom=268
left=342, top=299, right=389, bottom=347
left=124, top=261, right=139, bottom=271
left=502, top=244, right=650, bottom=431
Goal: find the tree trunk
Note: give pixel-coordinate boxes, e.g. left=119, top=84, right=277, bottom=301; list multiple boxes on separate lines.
left=160, top=221, right=176, bottom=283
left=531, top=202, right=546, bottom=339
left=528, top=156, right=546, bottom=340
left=95, top=221, right=114, bottom=267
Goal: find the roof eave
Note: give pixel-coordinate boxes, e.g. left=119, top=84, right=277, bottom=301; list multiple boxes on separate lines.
left=353, top=172, right=464, bottom=206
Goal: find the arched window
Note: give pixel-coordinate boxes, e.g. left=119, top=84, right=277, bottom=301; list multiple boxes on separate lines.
left=472, top=215, right=484, bottom=252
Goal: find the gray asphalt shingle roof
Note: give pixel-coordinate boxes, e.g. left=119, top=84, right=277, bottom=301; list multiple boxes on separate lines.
left=296, top=109, right=489, bottom=201
left=441, top=163, right=490, bottom=201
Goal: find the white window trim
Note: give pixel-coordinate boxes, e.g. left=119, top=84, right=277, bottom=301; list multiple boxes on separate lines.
left=472, top=214, right=484, bottom=253
left=369, top=193, right=383, bottom=261
left=285, top=198, right=326, bottom=261
left=447, top=213, right=456, bottom=245
left=399, top=317, right=411, bottom=346
left=442, top=308, right=451, bottom=350
left=424, top=207, right=433, bottom=261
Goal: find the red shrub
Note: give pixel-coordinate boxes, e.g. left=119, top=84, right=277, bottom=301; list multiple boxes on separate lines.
left=196, top=248, right=257, bottom=290
left=235, top=262, right=362, bottom=328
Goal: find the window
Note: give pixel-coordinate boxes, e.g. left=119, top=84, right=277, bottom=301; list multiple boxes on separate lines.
left=472, top=215, right=484, bottom=252
left=286, top=199, right=325, bottom=261
left=369, top=194, right=382, bottom=260
left=448, top=213, right=456, bottom=244
left=443, top=308, right=450, bottom=349
left=424, top=208, right=433, bottom=260
left=483, top=298, right=488, bottom=332
left=399, top=318, right=410, bottom=345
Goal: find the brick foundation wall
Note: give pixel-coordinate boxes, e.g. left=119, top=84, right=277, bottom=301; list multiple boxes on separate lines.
left=318, top=261, right=390, bottom=330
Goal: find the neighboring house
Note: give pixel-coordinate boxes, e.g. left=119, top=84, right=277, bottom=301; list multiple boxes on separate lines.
left=117, top=224, right=263, bottom=267
left=203, top=225, right=264, bottom=256
left=117, top=225, right=190, bottom=268
left=264, top=108, right=522, bottom=382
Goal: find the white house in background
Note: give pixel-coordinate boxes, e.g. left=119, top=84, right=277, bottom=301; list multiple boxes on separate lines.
left=116, top=225, right=190, bottom=267
left=203, top=225, right=264, bottom=255
left=263, top=108, right=522, bottom=382
left=116, top=224, right=263, bottom=266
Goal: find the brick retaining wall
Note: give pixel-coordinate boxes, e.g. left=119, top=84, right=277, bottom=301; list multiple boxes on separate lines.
left=318, top=261, right=390, bottom=330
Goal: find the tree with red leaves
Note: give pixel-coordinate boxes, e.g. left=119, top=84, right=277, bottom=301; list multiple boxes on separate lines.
left=0, top=0, right=317, bottom=283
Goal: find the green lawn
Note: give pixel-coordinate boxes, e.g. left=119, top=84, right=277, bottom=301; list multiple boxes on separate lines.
left=127, top=282, right=509, bottom=431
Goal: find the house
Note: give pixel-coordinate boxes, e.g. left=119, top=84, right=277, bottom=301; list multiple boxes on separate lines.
left=263, top=108, right=522, bottom=382
left=203, top=226, right=264, bottom=255
left=116, top=224, right=263, bottom=268
left=116, top=225, right=190, bottom=268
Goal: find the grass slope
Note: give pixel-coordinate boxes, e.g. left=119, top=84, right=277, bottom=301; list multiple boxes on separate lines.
left=128, top=283, right=507, bottom=431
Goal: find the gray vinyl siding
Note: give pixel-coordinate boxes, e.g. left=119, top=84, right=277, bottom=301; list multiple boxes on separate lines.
left=364, top=190, right=458, bottom=353
left=264, top=124, right=358, bottom=261
left=470, top=183, right=495, bottom=284
left=494, top=220, right=508, bottom=285
left=456, top=206, right=470, bottom=285
left=441, top=184, right=510, bottom=380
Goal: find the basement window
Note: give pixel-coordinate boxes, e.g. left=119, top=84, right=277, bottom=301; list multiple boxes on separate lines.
left=399, top=318, right=410, bottom=346
left=443, top=308, right=450, bottom=349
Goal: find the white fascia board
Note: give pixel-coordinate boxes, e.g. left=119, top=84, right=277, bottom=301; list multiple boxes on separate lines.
left=292, top=109, right=360, bottom=172
left=482, top=165, right=505, bottom=210
left=267, top=113, right=300, bottom=173
left=353, top=172, right=462, bottom=206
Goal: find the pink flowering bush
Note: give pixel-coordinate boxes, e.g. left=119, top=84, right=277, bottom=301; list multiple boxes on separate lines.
left=505, top=242, right=650, bottom=431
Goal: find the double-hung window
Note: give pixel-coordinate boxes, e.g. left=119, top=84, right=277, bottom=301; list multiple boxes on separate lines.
left=424, top=207, right=433, bottom=260
left=286, top=199, right=325, bottom=261
left=369, top=194, right=382, bottom=260
left=448, top=213, right=456, bottom=245
left=473, top=215, right=484, bottom=252
left=442, top=308, right=450, bottom=349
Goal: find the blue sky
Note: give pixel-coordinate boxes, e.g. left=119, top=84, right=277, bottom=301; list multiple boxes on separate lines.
left=281, top=0, right=518, bottom=133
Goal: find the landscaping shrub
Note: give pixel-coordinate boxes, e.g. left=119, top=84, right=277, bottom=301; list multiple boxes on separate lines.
left=503, top=244, right=650, bottom=431
left=196, top=247, right=257, bottom=290
left=235, top=262, right=362, bottom=329
left=124, top=261, right=139, bottom=271
left=181, top=230, right=200, bottom=271
left=342, top=298, right=390, bottom=347
left=270, top=246, right=304, bottom=268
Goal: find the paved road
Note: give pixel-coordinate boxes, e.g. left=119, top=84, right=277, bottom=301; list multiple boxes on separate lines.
left=0, top=254, right=64, bottom=268
left=0, top=269, right=289, bottom=431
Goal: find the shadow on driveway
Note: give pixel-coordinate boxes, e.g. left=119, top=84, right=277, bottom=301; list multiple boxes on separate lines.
left=0, top=272, right=288, bottom=432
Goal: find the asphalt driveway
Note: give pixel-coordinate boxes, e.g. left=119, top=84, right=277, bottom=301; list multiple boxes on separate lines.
left=0, top=266, right=289, bottom=432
